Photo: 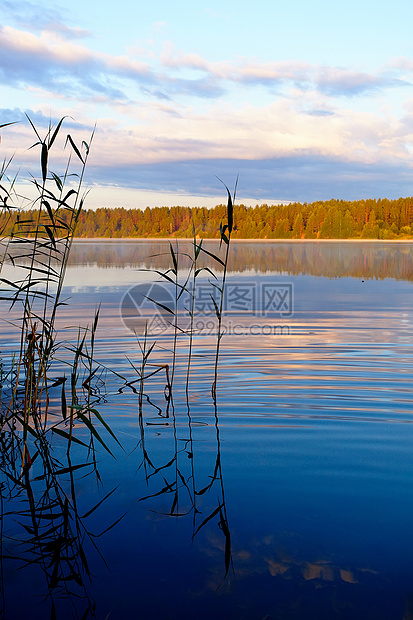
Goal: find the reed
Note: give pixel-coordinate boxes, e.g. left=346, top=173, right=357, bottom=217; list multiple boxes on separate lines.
left=211, top=178, right=236, bottom=399
left=128, top=325, right=156, bottom=413
left=0, top=116, right=119, bottom=463
left=0, top=116, right=127, bottom=618
left=0, top=118, right=236, bottom=614
left=128, top=183, right=236, bottom=583
left=131, top=178, right=237, bottom=410
left=185, top=232, right=202, bottom=395
left=0, top=385, right=123, bottom=618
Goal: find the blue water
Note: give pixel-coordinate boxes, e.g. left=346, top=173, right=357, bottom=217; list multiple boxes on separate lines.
left=1, top=240, right=413, bottom=619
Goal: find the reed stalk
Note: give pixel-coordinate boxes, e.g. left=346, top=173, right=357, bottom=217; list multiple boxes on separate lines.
left=211, top=178, right=237, bottom=400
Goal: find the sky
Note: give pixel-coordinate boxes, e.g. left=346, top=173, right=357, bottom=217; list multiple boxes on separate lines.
left=2, top=0, right=413, bottom=209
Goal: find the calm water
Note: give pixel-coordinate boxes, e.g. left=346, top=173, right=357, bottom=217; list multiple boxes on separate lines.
left=1, top=240, right=413, bottom=619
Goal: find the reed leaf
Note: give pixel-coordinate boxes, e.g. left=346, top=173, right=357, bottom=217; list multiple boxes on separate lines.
left=76, top=411, right=115, bottom=458
left=86, top=407, right=122, bottom=450
left=193, top=504, right=223, bottom=538
left=48, top=117, right=66, bottom=149
left=65, top=135, right=84, bottom=164
left=81, top=486, right=119, bottom=519
left=50, top=428, right=89, bottom=448
left=41, top=143, right=48, bottom=184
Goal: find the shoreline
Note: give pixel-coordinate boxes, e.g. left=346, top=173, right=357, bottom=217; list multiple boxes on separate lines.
left=71, top=237, right=413, bottom=243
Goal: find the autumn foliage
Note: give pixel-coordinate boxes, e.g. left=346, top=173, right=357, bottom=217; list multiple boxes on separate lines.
left=2, top=196, right=413, bottom=239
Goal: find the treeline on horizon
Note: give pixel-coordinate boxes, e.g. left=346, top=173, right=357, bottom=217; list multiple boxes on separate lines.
left=3, top=196, right=413, bottom=239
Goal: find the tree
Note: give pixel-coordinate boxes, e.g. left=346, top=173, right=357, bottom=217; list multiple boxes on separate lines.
left=304, top=213, right=317, bottom=238
left=292, top=213, right=304, bottom=238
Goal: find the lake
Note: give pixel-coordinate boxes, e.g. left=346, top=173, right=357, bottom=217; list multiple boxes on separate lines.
left=1, top=240, right=413, bottom=619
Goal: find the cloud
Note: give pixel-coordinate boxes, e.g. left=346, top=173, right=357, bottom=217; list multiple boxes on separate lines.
left=161, top=48, right=411, bottom=97
left=315, top=67, right=409, bottom=96
left=233, top=60, right=310, bottom=87
left=4, top=88, right=413, bottom=174
left=86, top=154, right=413, bottom=204
left=0, top=108, right=64, bottom=129
left=0, top=108, right=92, bottom=132
left=3, top=22, right=413, bottom=206
left=0, top=107, right=95, bottom=169
left=0, top=26, right=227, bottom=102
left=0, top=26, right=155, bottom=101
left=0, top=0, right=75, bottom=34
left=44, top=23, right=92, bottom=40
left=83, top=96, right=413, bottom=172
left=0, top=0, right=90, bottom=39
left=1, top=25, right=410, bottom=108
left=233, top=62, right=409, bottom=97
left=304, top=109, right=335, bottom=117
left=3, top=99, right=413, bottom=206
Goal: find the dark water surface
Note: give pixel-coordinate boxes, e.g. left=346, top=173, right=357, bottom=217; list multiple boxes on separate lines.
left=1, top=240, right=413, bottom=619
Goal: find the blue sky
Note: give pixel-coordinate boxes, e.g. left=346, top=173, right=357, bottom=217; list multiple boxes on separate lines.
left=2, top=0, right=413, bottom=208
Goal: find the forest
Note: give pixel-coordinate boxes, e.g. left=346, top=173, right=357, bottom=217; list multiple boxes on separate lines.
left=3, top=196, right=413, bottom=239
